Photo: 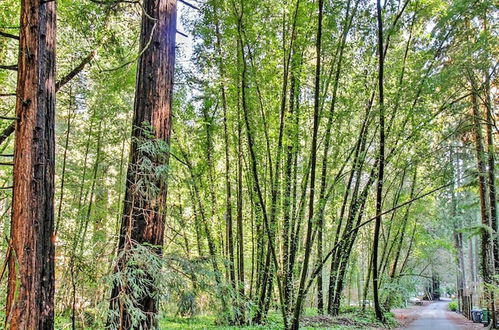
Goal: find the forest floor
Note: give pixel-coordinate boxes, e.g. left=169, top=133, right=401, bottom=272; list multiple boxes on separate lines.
left=161, top=306, right=394, bottom=329
left=161, top=301, right=484, bottom=329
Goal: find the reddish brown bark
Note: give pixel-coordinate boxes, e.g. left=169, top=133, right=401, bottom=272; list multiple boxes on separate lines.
left=6, top=0, right=57, bottom=328
left=108, top=0, right=177, bottom=328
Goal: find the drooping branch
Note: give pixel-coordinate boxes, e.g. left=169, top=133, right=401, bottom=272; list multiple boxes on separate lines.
left=0, top=51, right=96, bottom=149
left=0, top=123, right=15, bottom=146
left=56, top=50, right=96, bottom=91
left=0, top=31, right=19, bottom=40
left=179, top=0, right=199, bottom=10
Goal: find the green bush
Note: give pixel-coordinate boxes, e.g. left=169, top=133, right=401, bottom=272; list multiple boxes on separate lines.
left=448, top=300, right=458, bottom=312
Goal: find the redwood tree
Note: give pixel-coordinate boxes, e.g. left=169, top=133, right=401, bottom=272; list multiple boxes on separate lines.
left=108, top=0, right=177, bottom=328
left=5, top=0, right=57, bottom=328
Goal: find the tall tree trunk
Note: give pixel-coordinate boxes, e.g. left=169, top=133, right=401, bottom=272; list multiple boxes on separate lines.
left=484, top=70, right=498, bottom=270
left=79, top=120, right=103, bottom=254
left=55, top=87, right=73, bottom=234
left=108, top=0, right=176, bottom=328
left=372, top=0, right=385, bottom=322
left=283, top=52, right=301, bottom=320
left=471, top=87, right=496, bottom=328
left=236, top=53, right=245, bottom=297
left=214, top=6, right=237, bottom=295
left=234, top=3, right=286, bottom=324
left=450, top=146, right=466, bottom=312
left=316, top=0, right=356, bottom=313
left=291, top=0, right=323, bottom=328
left=389, top=167, right=417, bottom=279
left=5, top=0, right=56, bottom=327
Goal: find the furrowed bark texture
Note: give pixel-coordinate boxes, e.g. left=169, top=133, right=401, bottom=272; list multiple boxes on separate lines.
left=6, top=0, right=56, bottom=328
left=109, top=0, right=176, bottom=328
left=471, top=89, right=496, bottom=328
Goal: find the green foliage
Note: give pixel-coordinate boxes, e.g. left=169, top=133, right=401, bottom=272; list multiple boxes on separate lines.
left=107, top=243, right=165, bottom=328
left=381, top=280, right=411, bottom=310
left=336, top=307, right=397, bottom=329
left=161, top=254, right=213, bottom=317
left=448, top=301, right=458, bottom=312
left=160, top=315, right=284, bottom=329
left=133, top=123, right=171, bottom=198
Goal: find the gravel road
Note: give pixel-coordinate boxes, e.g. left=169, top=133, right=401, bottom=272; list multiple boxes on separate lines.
left=405, top=300, right=481, bottom=329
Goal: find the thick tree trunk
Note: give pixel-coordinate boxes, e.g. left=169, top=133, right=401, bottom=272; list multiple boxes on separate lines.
left=108, top=0, right=176, bottom=328
left=471, top=88, right=496, bottom=328
left=5, top=0, right=56, bottom=328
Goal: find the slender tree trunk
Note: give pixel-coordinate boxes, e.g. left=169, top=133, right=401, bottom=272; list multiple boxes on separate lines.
left=188, top=186, right=204, bottom=256
left=282, top=68, right=296, bottom=320
left=316, top=0, right=355, bottom=313
left=291, top=1, right=323, bottom=328
left=236, top=51, right=245, bottom=297
left=469, top=236, right=477, bottom=302
left=110, top=126, right=129, bottom=261
left=283, top=52, right=304, bottom=318
left=5, top=0, right=56, bottom=327
left=55, top=87, right=73, bottom=234
left=328, top=104, right=371, bottom=315
left=378, top=169, right=406, bottom=279
left=108, top=0, right=176, bottom=328
left=483, top=70, right=498, bottom=270
left=234, top=3, right=286, bottom=324
left=389, top=167, right=417, bottom=279
left=450, top=147, right=466, bottom=312
left=79, top=120, right=103, bottom=254
left=399, top=220, right=417, bottom=276
left=372, top=0, right=385, bottom=322
left=214, top=8, right=237, bottom=295
left=330, top=156, right=377, bottom=316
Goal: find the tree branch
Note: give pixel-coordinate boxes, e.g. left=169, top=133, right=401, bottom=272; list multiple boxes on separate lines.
left=0, top=123, right=15, bottom=146
left=0, top=51, right=96, bottom=148
left=56, top=50, right=96, bottom=91
left=0, top=31, right=19, bottom=40
left=179, top=0, right=200, bottom=10
left=0, top=65, right=18, bottom=71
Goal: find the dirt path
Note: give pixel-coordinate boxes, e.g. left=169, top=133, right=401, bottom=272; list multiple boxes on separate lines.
left=393, top=300, right=483, bottom=329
